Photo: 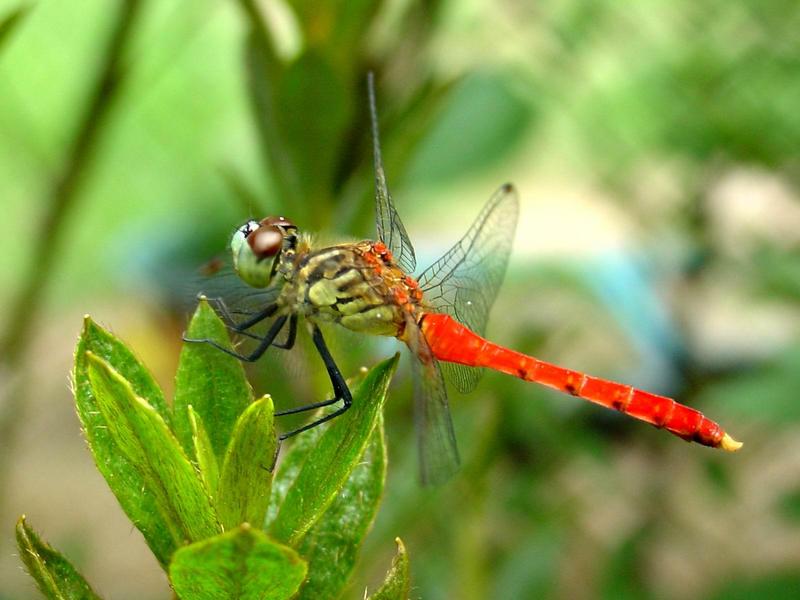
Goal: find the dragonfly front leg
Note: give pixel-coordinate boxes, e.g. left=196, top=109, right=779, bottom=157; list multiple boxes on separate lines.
left=231, top=314, right=297, bottom=348
left=183, top=314, right=288, bottom=362
left=272, top=315, right=297, bottom=350
left=277, top=325, right=352, bottom=440
left=208, top=297, right=278, bottom=332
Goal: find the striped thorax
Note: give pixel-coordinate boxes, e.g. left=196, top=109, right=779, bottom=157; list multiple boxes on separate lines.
left=279, top=240, right=424, bottom=337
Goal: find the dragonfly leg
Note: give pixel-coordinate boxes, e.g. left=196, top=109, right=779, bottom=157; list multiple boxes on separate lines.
left=229, top=329, right=264, bottom=342
left=227, top=314, right=296, bottom=345
left=272, top=315, right=297, bottom=350
left=183, top=315, right=288, bottom=362
left=277, top=324, right=352, bottom=440
left=209, top=298, right=278, bottom=332
left=206, top=296, right=246, bottom=322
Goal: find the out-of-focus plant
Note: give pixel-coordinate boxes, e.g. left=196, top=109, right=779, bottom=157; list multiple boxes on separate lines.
left=0, top=3, right=29, bottom=53
left=0, top=0, right=145, bottom=516
left=11, top=0, right=800, bottom=598
left=16, top=300, right=407, bottom=599
left=228, top=0, right=533, bottom=235
left=236, top=0, right=441, bottom=231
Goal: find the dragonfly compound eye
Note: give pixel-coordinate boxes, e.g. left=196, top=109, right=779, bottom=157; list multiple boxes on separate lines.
left=248, top=225, right=284, bottom=259
left=237, top=220, right=260, bottom=238
left=259, top=215, right=295, bottom=230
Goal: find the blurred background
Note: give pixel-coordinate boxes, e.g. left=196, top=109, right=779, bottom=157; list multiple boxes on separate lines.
left=1, top=0, right=799, bottom=598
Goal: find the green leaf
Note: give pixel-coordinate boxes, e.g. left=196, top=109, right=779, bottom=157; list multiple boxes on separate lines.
left=296, top=414, right=387, bottom=599
left=74, top=317, right=175, bottom=566
left=169, top=524, right=307, bottom=600
left=708, top=573, right=800, bottom=600
left=274, top=51, right=353, bottom=221
left=700, top=344, right=800, bottom=424
left=240, top=6, right=293, bottom=215
left=86, top=353, right=220, bottom=545
left=369, top=538, right=411, bottom=600
left=216, top=395, right=278, bottom=530
left=16, top=516, right=102, bottom=600
left=265, top=412, right=326, bottom=527
left=174, top=299, right=253, bottom=462
left=188, top=406, right=220, bottom=499
left=76, top=317, right=170, bottom=419
left=289, top=0, right=379, bottom=65
left=778, top=486, right=800, bottom=524
left=600, top=528, right=653, bottom=600
left=270, top=354, right=399, bottom=546
left=0, top=4, right=30, bottom=53
left=405, top=72, right=534, bottom=185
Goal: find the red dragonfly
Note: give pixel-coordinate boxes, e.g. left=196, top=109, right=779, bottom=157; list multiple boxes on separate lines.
left=190, top=74, right=741, bottom=484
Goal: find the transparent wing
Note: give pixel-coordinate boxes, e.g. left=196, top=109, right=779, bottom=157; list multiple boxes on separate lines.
left=189, top=258, right=283, bottom=325
left=368, top=72, right=416, bottom=274
left=417, top=184, right=519, bottom=393
left=406, top=315, right=460, bottom=485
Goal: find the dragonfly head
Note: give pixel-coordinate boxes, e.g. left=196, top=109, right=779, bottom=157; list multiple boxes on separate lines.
left=231, top=215, right=297, bottom=288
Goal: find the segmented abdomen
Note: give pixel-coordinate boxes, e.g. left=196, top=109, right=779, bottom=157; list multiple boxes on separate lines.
left=420, top=313, right=741, bottom=451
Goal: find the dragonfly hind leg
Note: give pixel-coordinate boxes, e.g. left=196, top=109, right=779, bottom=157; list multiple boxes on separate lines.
left=277, top=325, right=352, bottom=440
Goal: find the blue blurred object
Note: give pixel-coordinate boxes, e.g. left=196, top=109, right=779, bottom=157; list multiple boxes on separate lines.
left=581, top=250, right=685, bottom=394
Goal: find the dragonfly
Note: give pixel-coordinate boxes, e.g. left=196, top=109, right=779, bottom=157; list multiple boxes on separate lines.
left=188, top=73, right=741, bottom=484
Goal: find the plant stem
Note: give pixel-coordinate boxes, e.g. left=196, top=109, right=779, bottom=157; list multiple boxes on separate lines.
left=0, top=0, right=145, bottom=505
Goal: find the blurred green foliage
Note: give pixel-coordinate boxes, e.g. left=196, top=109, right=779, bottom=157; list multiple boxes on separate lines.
left=2, top=0, right=800, bottom=598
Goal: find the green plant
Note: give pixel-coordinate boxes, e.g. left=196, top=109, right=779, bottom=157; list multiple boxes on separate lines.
left=15, top=299, right=409, bottom=599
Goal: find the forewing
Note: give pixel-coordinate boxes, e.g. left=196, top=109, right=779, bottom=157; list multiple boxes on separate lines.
left=417, top=184, right=519, bottom=393
left=368, top=72, right=416, bottom=274
left=189, top=259, right=283, bottom=326
left=406, top=316, right=460, bottom=485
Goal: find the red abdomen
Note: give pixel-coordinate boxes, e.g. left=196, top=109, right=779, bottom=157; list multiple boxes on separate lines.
left=420, top=313, right=741, bottom=451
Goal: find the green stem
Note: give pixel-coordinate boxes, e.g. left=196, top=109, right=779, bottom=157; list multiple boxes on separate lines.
left=0, top=0, right=145, bottom=505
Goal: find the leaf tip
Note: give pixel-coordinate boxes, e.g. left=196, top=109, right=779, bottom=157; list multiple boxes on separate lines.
left=81, top=314, right=102, bottom=336
left=255, top=394, right=274, bottom=411
left=392, top=537, right=407, bottom=561
left=15, top=515, right=32, bottom=548
left=186, top=295, right=227, bottom=335
left=383, top=352, right=401, bottom=378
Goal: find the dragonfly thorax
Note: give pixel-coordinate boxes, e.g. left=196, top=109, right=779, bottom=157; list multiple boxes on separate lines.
left=279, top=240, right=422, bottom=338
